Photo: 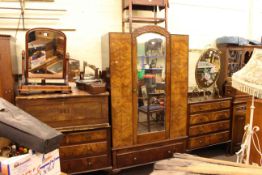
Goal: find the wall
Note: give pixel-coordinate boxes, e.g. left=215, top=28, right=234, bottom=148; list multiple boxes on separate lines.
left=0, top=0, right=261, bottom=88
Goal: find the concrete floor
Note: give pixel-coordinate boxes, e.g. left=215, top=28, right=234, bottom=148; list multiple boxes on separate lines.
left=83, top=144, right=236, bottom=175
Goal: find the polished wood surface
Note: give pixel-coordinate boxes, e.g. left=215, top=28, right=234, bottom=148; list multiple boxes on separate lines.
left=246, top=99, right=262, bottom=165
left=109, top=26, right=188, bottom=170
left=16, top=86, right=109, bottom=130
left=109, top=33, right=134, bottom=149
left=0, top=35, right=16, bottom=103
left=170, top=34, right=188, bottom=140
left=188, top=97, right=232, bottom=151
left=16, top=87, right=111, bottom=174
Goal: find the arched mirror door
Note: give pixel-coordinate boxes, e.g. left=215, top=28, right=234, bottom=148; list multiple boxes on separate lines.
left=132, top=26, right=170, bottom=141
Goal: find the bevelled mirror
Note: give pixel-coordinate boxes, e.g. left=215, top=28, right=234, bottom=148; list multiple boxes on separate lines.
left=195, top=48, right=221, bottom=94
left=136, top=32, right=166, bottom=134
left=26, top=28, right=66, bottom=80
left=19, top=28, right=71, bottom=94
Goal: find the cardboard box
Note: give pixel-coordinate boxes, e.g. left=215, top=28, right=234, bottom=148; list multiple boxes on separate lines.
left=1, top=149, right=61, bottom=175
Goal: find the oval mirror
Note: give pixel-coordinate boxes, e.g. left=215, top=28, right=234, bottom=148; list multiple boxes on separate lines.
left=195, top=48, right=221, bottom=88
left=26, top=28, right=66, bottom=79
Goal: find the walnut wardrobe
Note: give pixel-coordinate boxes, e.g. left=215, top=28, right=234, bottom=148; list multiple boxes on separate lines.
left=105, top=25, right=188, bottom=170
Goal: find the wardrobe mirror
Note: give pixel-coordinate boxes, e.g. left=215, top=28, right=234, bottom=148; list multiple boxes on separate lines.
left=136, top=32, right=166, bottom=134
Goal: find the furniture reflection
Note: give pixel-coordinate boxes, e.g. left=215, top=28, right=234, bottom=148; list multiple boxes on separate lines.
left=138, top=92, right=165, bottom=132
left=15, top=87, right=111, bottom=174
left=246, top=99, right=262, bottom=165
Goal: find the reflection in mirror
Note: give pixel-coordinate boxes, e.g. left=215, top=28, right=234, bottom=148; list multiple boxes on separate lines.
left=195, top=48, right=221, bottom=93
left=27, top=29, right=65, bottom=79
left=136, top=33, right=166, bottom=134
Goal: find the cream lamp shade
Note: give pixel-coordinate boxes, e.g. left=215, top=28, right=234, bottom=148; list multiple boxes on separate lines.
left=232, top=48, right=262, bottom=97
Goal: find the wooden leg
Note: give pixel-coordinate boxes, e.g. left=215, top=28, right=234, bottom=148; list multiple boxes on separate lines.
left=147, top=113, right=151, bottom=132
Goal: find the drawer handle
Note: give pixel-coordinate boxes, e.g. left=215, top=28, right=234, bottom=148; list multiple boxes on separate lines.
left=168, top=150, right=172, bottom=154
left=88, top=162, right=92, bottom=166
left=134, top=157, right=137, bottom=161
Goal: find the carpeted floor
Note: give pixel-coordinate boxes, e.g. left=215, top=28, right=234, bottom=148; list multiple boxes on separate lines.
left=83, top=144, right=236, bottom=175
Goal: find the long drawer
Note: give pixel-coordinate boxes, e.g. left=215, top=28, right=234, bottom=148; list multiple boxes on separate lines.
left=190, top=100, right=231, bottom=113
left=61, top=154, right=110, bottom=174
left=116, top=142, right=185, bottom=168
left=16, top=96, right=108, bottom=126
left=188, top=131, right=230, bottom=150
left=189, top=120, right=230, bottom=137
left=190, top=110, right=230, bottom=125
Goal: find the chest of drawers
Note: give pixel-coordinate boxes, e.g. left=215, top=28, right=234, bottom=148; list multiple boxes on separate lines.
left=16, top=88, right=111, bottom=174
left=187, top=97, right=232, bottom=151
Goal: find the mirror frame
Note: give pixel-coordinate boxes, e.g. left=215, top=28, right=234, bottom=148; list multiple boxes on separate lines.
left=25, top=28, right=67, bottom=81
left=195, top=48, right=221, bottom=89
left=132, top=25, right=171, bottom=144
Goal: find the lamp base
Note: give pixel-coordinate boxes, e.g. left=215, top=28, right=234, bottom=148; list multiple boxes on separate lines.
left=236, top=124, right=260, bottom=164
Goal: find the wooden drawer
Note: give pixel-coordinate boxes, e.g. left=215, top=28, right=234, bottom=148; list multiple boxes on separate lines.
left=116, top=142, right=184, bottom=168
left=61, top=129, right=107, bottom=146
left=16, top=96, right=108, bottom=127
left=60, top=141, right=108, bottom=159
left=188, top=131, right=230, bottom=150
left=190, top=110, right=230, bottom=125
left=190, top=100, right=230, bottom=113
left=189, top=120, right=230, bottom=136
left=61, top=154, right=110, bottom=174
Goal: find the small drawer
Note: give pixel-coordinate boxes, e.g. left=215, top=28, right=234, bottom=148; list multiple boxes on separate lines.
left=189, top=120, right=230, bottom=136
left=188, top=131, right=230, bottom=150
left=190, top=100, right=231, bottom=113
left=188, top=136, right=208, bottom=149
left=209, top=131, right=230, bottom=145
left=61, top=129, right=107, bottom=146
left=60, top=141, right=108, bottom=159
left=116, top=142, right=184, bottom=168
left=190, top=110, right=230, bottom=125
left=61, top=154, right=110, bottom=174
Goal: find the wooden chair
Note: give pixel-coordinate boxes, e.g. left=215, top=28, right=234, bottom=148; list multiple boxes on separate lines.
left=138, top=92, right=165, bottom=132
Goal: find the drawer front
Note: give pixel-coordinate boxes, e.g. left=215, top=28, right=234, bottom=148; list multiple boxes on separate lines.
left=188, top=131, right=230, bottom=150
left=61, top=154, right=110, bottom=174
left=190, top=110, right=230, bottom=125
left=60, top=141, right=108, bottom=159
left=190, top=100, right=231, bottom=113
left=209, top=131, right=230, bottom=145
left=61, top=129, right=107, bottom=146
left=116, top=142, right=184, bottom=168
left=189, top=120, right=230, bottom=136
left=16, top=100, right=65, bottom=123
left=16, top=96, right=108, bottom=126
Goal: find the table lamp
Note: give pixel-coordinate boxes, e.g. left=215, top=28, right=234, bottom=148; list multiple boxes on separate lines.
left=232, top=48, right=262, bottom=164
